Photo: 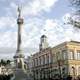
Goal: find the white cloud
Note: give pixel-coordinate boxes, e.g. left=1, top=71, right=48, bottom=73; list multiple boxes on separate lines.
left=4, top=0, right=57, bottom=17
left=23, top=0, right=58, bottom=16
left=44, top=19, right=57, bottom=30
left=0, top=14, right=80, bottom=58
left=0, top=15, right=80, bottom=58
left=42, top=0, right=57, bottom=11
left=0, top=31, right=17, bottom=48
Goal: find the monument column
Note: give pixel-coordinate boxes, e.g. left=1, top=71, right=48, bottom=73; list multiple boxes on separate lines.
left=14, top=6, right=25, bottom=70
left=13, top=6, right=27, bottom=80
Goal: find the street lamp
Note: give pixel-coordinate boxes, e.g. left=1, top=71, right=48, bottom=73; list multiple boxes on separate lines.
left=57, top=60, right=62, bottom=79
left=72, top=66, right=75, bottom=79
left=56, top=52, right=62, bottom=79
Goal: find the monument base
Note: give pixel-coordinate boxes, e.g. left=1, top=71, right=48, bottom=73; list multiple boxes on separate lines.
left=14, top=69, right=27, bottom=80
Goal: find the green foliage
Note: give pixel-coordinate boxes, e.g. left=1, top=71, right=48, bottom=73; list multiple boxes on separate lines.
left=0, top=59, right=6, bottom=66
left=68, top=0, right=80, bottom=28
left=0, top=59, right=11, bottom=66
left=69, top=17, right=80, bottom=28
left=6, top=60, right=11, bottom=65
left=70, top=0, right=80, bottom=8
left=0, top=74, right=13, bottom=80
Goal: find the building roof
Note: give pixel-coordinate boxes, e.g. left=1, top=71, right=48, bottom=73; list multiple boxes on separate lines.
left=32, top=40, right=80, bottom=57
left=52, top=40, right=80, bottom=49
left=70, top=40, right=80, bottom=44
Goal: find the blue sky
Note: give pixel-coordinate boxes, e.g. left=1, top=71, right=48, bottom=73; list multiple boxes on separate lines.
left=0, top=0, right=80, bottom=59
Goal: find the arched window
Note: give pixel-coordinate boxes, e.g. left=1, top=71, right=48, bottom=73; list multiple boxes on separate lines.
left=39, top=57, right=41, bottom=65
left=47, top=55, right=49, bottom=64
left=77, top=50, right=80, bottom=60
left=43, top=55, right=45, bottom=65
left=68, top=50, right=74, bottom=60
left=62, top=50, right=67, bottom=60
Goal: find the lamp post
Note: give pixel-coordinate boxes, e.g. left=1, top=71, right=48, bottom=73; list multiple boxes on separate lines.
left=56, top=52, right=62, bottom=80
left=72, top=66, right=75, bottom=79
left=57, top=60, right=62, bottom=80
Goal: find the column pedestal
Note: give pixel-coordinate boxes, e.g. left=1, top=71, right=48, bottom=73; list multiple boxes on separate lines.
left=14, top=68, right=27, bottom=80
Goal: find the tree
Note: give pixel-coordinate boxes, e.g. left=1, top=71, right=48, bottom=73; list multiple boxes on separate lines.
left=70, top=0, right=80, bottom=7
left=68, top=0, right=80, bottom=28
left=0, top=59, right=6, bottom=66
left=6, top=60, right=11, bottom=65
left=0, top=59, right=11, bottom=66
left=68, top=16, right=80, bottom=28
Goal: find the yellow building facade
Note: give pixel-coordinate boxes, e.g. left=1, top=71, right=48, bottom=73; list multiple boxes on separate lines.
left=31, top=41, right=80, bottom=80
